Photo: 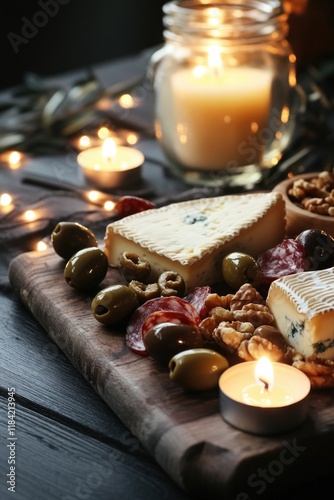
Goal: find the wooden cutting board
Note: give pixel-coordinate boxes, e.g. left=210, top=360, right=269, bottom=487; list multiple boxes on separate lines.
left=8, top=249, right=334, bottom=499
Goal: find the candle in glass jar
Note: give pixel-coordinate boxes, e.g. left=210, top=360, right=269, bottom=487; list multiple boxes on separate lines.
left=219, top=357, right=311, bottom=435
left=156, top=48, right=273, bottom=170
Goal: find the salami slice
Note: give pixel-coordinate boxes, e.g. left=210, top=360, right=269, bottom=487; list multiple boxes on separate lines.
left=185, top=286, right=211, bottom=319
left=126, top=296, right=200, bottom=355
left=257, top=238, right=305, bottom=284
left=115, top=196, right=156, bottom=217
left=142, top=310, right=199, bottom=338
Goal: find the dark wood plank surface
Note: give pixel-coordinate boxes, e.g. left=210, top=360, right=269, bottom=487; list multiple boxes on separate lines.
left=7, top=248, right=334, bottom=499
left=0, top=287, right=189, bottom=500
left=0, top=396, right=188, bottom=500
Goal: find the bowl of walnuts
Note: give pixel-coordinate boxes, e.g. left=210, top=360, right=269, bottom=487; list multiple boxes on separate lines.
left=273, top=171, right=334, bottom=237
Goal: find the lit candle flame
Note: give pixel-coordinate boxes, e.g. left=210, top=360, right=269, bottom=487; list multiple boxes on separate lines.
left=255, top=356, right=274, bottom=392
left=101, top=138, right=116, bottom=163
left=208, top=46, right=223, bottom=78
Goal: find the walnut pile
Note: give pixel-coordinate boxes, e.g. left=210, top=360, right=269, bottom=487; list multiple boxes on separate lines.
left=288, top=171, right=334, bottom=217
left=200, top=283, right=334, bottom=388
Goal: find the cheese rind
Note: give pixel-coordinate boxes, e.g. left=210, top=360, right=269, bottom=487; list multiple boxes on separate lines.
left=105, top=192, right=285, bottom=292
left=267, top=267, right=334, bottom=360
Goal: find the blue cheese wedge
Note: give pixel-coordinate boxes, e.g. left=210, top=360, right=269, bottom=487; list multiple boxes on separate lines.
left=105, top=192, right=285, bottom=292
left=267, top=267, right=334, bottom=360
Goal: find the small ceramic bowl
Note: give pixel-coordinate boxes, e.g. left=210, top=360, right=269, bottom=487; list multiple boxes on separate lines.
left=273, top=172, right=334, bottom=237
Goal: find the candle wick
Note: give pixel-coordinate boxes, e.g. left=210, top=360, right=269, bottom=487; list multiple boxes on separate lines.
left=259, top=378, right=269, bottom=391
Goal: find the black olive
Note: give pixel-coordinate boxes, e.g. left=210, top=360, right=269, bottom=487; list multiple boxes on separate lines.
left=143, top=322, right=203, bottom=365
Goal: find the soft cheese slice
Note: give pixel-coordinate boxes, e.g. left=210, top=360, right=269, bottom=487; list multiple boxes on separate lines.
left=105, top=192, right=285, bottom=292
left=267, top=267, right=334, bottom=360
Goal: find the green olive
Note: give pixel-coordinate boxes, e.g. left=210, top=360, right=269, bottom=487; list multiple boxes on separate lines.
left=129, top=280, right=160, bottom=304
left=143, top=322, right=203, bottom=365
left=91, top=284, right=138, bottom=326
left=64, top=247, right=108, bottom=291
left=222, top=252, right=261, bottom=290
left=51, top=221, right=98, bottom=260
left=169, top=348, right=229, bottom=391
left=119, top=252, right=151, bottom=282
left=158, top=271, right=185, bottom=297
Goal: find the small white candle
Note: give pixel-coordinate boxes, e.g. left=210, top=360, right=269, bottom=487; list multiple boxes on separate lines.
left=77, top=138, right=144, bottom=189
left=156, top=47, right=273, bottom=170
left=219, top=359, right=311, bottom=435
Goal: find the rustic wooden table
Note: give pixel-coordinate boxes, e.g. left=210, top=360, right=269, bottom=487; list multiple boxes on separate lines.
left=1, top=50, right=333, bottom=500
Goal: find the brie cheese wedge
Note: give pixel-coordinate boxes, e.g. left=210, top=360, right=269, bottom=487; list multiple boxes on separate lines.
left=267, top=267, right=334, bottom=360
left=105, top=192, right=285, bottom=292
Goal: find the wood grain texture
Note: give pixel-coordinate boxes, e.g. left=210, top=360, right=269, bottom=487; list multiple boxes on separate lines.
left=8, top=249, right=334, bottom=499
left=0, top=290, right=157, bottom=464
left=0, top=397, right=187, bottom=500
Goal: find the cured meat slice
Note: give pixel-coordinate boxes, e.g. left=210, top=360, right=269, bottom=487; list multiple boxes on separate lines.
left=257, top=238, right=305, bottom=284
left=115, top=196, right=156, bottom=217
left=185, top=286, right=211, bottom=319
left=142, top=310, right=199, bottom=338
left=126, top=296, right=200, bottom=355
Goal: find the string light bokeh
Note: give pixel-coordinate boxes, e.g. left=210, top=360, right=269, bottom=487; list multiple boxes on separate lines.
left=0, top=91, right=139, bottom=252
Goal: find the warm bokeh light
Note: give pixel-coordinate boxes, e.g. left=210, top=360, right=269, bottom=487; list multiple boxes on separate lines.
left=87, top=190, right=100, bottom=202
left=104, top=200, right=116, bottom=211
left=126, top=133, right=138, bottom=145
left=97, top=126, right=110, bottom=140
left=207, top=8, right=221, bottom=26
left=0, top=193, right=12, bottom=206
left=283, top=0, right=308, bottom=15
left=119, top=94, right=134, bottom=109
left=281, top=106, right=290, bottom=124
left=8, top=151, right=22, bottom=169
left=79, top=135, right=92, bottom=149
left=24, top=210, right=37, bottom=222
left=36, top=240, right=48, bottom=252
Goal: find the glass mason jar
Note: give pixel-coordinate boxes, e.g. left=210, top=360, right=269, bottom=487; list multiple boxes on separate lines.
left=149, top=0, right=297, bottom=187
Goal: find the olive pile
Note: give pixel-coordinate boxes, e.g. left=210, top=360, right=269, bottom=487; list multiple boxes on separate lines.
left=50, top=220, right=231, bottom=391
left=52, top=222, right=108, bottom=291
left=51, top=221, right=186, bottom=302
left=118, top=252, right=186, bottom=302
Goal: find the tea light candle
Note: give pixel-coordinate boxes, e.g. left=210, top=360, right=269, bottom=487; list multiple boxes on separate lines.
left=219, top=357, right=311, bottom=435
left=77, top=138, right=144, bottom=189
left=156, top=47, right=273, bottom=170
